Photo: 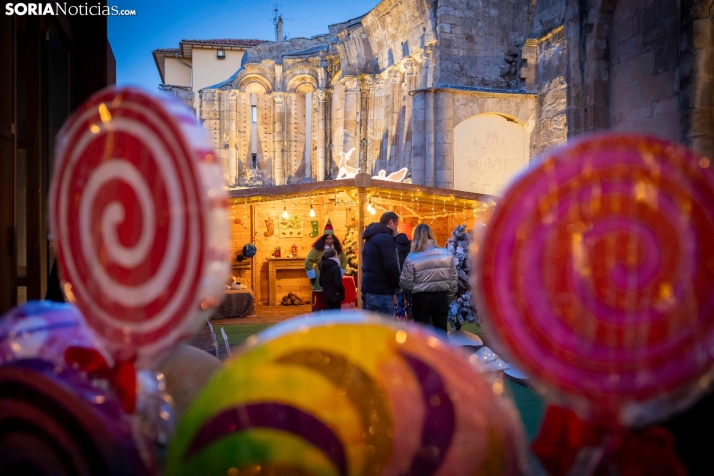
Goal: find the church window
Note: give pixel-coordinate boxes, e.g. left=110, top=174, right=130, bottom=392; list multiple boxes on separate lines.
left=251, top=105, right=257, bottom=123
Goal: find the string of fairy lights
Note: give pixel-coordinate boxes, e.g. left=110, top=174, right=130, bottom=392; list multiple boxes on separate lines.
left=227, top=187, right=497, bottom=232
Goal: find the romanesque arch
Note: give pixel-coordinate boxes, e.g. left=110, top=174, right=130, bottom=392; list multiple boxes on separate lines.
left=282, top=75, right=318, bottom=183
left=286, top=74, right=318, bottom=94
left=452, top=113, right=529, bottom=196
left=237, top=74, right=273, bottom=94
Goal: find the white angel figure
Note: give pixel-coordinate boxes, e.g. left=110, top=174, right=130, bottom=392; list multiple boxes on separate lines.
left=372, top=167, right=408, bottom=182
left=336, top=147, right=358, bottom=179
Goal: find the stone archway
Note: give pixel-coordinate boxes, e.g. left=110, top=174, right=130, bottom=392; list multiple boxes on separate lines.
left=453, top=113, right=529, bottom=196
left=237, top=74, right=273, bottom=94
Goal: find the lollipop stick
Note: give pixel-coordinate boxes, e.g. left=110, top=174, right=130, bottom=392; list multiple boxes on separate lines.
left=207, top=320, right=219, bottom=359
left=221, top=328, right=231, bottom=357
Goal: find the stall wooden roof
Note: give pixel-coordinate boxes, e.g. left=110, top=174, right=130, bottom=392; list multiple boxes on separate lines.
left=226, top=178, right=497, bottom=210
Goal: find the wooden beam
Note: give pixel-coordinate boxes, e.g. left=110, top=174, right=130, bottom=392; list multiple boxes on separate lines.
left=250, top=203, right=257, bottom=297
left=357, top=186, right=365, bottom=308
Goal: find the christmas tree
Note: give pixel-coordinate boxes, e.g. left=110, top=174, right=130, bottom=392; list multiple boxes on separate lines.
left=343, top=225, right=359, bottom=276
left=446, top=224, right=478, bottom=329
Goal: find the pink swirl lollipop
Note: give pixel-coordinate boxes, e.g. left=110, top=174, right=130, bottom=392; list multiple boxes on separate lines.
left=476, top=134, right=714, bottom=427
left=49, top=87, right=229, bottom=366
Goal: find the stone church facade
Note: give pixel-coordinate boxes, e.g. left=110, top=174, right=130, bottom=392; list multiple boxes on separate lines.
left=197, top=0, right=713, bottom=193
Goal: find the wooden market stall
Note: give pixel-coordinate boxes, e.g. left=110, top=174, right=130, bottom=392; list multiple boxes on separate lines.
left=226, top=174, right=496, bottom=308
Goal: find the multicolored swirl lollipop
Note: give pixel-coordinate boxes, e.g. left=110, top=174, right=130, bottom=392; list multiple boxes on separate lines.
left=476, top=134, right=714, bottom=426
left=48, top=87, right=229, bottom=366
left=0, top=359, right=151, bottom=476
left=166, top=312, right=528, bottom=476
left=0, top=300, right=111, bottom=367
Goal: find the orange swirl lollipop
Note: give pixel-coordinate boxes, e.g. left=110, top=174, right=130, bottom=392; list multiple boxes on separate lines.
left=476, top=134, right=714, bottom=426
left=49, top=87, right=229, bottom=366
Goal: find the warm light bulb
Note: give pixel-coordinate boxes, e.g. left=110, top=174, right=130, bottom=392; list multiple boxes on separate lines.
left=369, top=207, right=376, bottom=215
left=282, top=207, right=289, bottom=218
left=309, top=206, right=315, bottom=217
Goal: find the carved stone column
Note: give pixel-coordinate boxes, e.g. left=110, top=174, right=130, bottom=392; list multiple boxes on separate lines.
left=342, top=76, right=360, bottom=170
left=420, top=47, right=432, bottom=89
left=359, top=75, right=373, bottom=174
left=316, top=89, right=327, bottom=181
left=435, top=91, right=454, bottom=189
left=226, top=91, right=238, bottom=186
left=325, top=88, right=333, bottom=178
left=681, top=0, right=714, bottom=159
left=425, top=89, right=435, bottom=187
left=274, top=64, right=283, bottom=92
left=411, top=90, right=426, bottom=185
left=372, top=77, right=385, bottom=172
left=386, top=68, right=401, bottom=165
left=273, top=93, right=285, bottom=185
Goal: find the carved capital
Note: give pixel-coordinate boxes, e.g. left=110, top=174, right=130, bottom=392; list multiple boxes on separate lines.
left=342, top=76, right=360, bottom=93
left=360, top=76, right=374, bottom=92
left=403, top=59, right=417, bottom=76
left=419, top=47, right=433, bottom=64
left=273, top=92, right=285, bottom=105
left=373, top=77, right=386, bottom=90
left=388, top=68, right=401, bottom=83
left=315, top=89, right=326, bottom=101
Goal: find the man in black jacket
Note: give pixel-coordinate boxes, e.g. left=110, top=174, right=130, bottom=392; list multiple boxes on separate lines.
left=361, top=211, right=400, bottom=315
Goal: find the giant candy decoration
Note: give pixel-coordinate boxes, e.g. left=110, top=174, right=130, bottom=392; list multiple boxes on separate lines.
left=0, top=359, right=151, bottom=475
left=48, top=87, right=230, bottom=366
left=166, top=312, right=528, bottom=476
left=476, top=134, right=714, bottom=427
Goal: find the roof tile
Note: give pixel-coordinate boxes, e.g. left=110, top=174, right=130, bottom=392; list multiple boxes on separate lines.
left=180, top=39, right=270, bottom=47
left=153, top=48, right=179, bottom=54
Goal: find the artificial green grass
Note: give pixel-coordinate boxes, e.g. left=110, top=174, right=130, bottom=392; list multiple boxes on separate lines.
left=219, top=323, right=272, bottom=346
left=505, top=379, right=545, bottom=441
left=221, top=321, right=485, bottom=346
left=455, top=321, right=483, bottom=336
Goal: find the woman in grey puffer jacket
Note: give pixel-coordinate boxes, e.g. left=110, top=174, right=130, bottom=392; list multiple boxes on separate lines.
left=399, top=224, right=457, bottom=331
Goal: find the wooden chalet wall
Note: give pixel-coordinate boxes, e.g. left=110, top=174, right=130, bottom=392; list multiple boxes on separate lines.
left=230, top=194, right=353, bottom=305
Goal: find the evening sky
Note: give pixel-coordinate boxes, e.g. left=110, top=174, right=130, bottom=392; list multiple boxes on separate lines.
left=109, top=0, right=379, bottom=90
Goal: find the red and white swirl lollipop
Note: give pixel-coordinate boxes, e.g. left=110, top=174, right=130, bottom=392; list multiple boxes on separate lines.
left=49, top=87, right=229, bottom=366
left=476, top=134, right=714, bottom=427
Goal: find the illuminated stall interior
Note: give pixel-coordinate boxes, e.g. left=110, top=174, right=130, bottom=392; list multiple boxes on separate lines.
left=227, top=178, right=496, bottom=306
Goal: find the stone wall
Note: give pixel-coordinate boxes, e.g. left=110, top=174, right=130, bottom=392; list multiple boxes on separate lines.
left=158, top=84, right=194, bottom=112
left=680, top=0, right=714, bottom=159
left=530, top=26, right=568, bottom=157
left=359, top=0, right=436, bottom=72
left=609, top=0, right=681, bottom=141
left=563, top=0, right=713, bottom=159
left=197, top=0, right=713, bottom=194
left=435, top=0, right=531, bottom=89
left=412, top=88, right=536, bottom=189
left=240, top=36, right=331, bottom=64
left=531, top=0, right=566, bottom=37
